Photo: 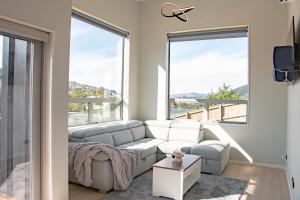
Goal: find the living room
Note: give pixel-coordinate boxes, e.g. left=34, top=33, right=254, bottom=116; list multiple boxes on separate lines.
left=0, top=0, right=299, bottom=200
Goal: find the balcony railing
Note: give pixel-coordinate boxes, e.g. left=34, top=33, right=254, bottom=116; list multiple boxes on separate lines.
left=170, top=98, right=248, bottom=123
left=68, top=97, right=122, bottom=126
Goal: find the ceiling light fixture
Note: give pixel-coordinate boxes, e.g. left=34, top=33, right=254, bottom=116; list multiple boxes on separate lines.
left=161, top=3, right=195, bottom=22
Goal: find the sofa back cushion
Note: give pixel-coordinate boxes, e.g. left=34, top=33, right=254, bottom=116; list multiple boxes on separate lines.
left=168, top=121, right=203, bottom=143
left=68, top=121, right=132, bottom=146
left=145, top=120, right=171, bottom=141
left=105, top=123, right=128, bottom=132
left=122, top=120, right=144, bottom=128
left=69, top=125, right=108, bottom=139
left=123, top=120, right=146, bottom=141
left=111, top=129, right=134, bottom=146
left=69, top=121, right=128, bottom=139
left=131, top=126, right=146, bottom=141
left=85, top=133, right=115, bottom=146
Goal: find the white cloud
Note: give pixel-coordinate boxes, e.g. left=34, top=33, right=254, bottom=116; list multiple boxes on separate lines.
left=70, top=25, right=90, bottom=39
left=170, top=50, right=248, bottom=94
left=69, top=49, right=123, bottom=92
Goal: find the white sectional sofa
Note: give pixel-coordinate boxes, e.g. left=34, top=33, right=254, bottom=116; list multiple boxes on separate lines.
left=68, top=120, right=230, bottom=192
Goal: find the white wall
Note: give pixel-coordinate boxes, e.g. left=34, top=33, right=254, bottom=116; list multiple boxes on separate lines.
left=0, top=0, right=72, bottom=199
left=0, top=0, right=293, bottom=198
left=0, top=0, right=140, bottom=199
left=138, top=0, right=288, bottom=165
left=72, top=0, right=140, bottom=120
left=287, top=0, right=300, bottom=199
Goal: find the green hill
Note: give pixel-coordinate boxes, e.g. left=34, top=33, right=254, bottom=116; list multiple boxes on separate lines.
left=233, top=85, right=248, bottom=99
left=69, top=81, right=117, bottom=98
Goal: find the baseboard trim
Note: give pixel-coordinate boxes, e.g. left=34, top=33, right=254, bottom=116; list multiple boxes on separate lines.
left=229, top=160, right=286, bottom=170
left=285, top=168, right=294, bottom=200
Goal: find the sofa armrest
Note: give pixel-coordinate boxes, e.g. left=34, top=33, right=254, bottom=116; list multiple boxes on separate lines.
left=191, top=140, right=230, bottom=161
left=93, top=152, right=110, bottom=162
left=197, top=140, right=230, bottom=147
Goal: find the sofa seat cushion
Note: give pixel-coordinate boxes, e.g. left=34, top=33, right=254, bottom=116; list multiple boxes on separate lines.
left=190, top=140, right=230, bottom=161
left=157, top=141, right=196, bottom=154
left=117, top=138, right=165, bottom=159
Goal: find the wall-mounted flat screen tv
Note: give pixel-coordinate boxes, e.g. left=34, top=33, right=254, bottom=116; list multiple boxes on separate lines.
left=273, top=16, right=299, bottom=82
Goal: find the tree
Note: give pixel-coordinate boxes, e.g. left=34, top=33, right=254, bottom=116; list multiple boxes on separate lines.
left=68, top=87, right=105, bottom=111
left=207, top=83, right=241, bottom=100
left=173, top=102, right=203, bottom=110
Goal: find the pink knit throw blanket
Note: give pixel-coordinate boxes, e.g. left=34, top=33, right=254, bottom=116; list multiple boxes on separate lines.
left=69, top=142, right=141, bottom=190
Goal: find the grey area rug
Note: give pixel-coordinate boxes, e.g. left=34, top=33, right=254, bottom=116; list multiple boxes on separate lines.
left=102, top=171, right=247, bottom=200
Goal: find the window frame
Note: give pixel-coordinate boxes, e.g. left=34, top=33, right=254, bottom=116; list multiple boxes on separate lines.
left=69, top=11, right=128, bottom=126
left=167, top=26, right=250, bottom=125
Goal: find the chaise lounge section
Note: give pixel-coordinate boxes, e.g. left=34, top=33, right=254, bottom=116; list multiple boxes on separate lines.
left=68, top=120, right=230, bottom=192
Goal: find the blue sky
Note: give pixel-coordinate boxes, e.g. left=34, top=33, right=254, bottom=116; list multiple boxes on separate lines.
left=70, top=17, right=248, bottom=95
left=69, top=18, right=123, bottom=93
left=170, top=37, right=248, bottom=94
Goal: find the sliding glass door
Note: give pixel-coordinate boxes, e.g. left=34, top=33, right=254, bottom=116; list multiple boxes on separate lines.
left=0, top=33, right=41, bottom=200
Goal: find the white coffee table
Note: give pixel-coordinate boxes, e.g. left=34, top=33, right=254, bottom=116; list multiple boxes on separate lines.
left=152, top=154, right=201, bottom=200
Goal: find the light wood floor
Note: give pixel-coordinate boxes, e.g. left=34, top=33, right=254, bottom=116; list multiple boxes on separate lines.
left=69, top=163, right=291, bottom=200
left=222, top=163, right=290, bottom=200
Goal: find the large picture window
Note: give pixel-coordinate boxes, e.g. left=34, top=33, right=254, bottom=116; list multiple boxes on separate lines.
left=168, top=27, right=249, bottom=124
left=68, top=12, right=128, bottom=126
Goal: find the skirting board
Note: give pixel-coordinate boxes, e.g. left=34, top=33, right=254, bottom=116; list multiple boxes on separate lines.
left=229, top=160, right=286, bottom=170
